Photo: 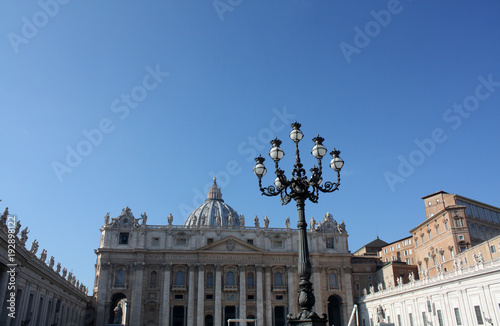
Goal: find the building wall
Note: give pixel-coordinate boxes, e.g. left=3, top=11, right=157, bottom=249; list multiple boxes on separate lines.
left=358, top=257, right=500, bottom=326
left=0, top=212, right=89, bottom=326
left=379, top=237, right=414, bottom=265
left=94, top=208, right=354, bottom=326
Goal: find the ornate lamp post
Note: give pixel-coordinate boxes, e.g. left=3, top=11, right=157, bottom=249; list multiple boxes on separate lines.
left=253, top=122, right=344, bottom=326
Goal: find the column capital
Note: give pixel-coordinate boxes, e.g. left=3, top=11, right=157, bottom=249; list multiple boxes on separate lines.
left=313, top=266, right=323, bottom=273
left=197, top=264, right=205, bottom=271
left=134, top=262, right=145, bottom=270
left=215, top=264, right=223, bottom=272
left=100, top=262, right=111, bottom=270
left=188, top=264, right=197, bottom=271
left=162, top=263, right=172, bottom=271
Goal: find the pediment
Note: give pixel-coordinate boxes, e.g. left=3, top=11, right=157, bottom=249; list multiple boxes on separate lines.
left=199, top=236, right=264, bottom=253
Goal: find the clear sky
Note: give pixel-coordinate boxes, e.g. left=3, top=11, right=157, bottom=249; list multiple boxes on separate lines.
left=2, top=0, right=500, bottom=290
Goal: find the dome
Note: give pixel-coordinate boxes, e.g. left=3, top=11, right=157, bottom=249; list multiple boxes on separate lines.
left=184, top=179, right=241, bottom=227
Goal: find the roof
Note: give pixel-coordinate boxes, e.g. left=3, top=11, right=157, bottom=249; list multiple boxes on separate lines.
left=421, top=190, right=448, bottom=200
left=359, top=237, right=388, bottom=249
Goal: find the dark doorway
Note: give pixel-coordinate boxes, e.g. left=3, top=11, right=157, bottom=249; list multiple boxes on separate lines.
left=224, top=306, right=236, bottom=326
left=172, top=306, right=185, bottom=326
left=274, top=306, right=286, bottom=326
left=205, top=314, right=214, bottom=326
left=108, top=293, right=127, bottom=325
left=328, top=295, right=343, bottom=326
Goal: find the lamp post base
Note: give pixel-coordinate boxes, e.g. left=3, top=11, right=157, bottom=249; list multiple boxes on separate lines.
left=288, top=313, right=328, bottom=326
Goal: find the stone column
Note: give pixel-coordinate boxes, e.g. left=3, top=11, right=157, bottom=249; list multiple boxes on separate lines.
left=187, top=265, right=196, bottom=326
left=96, top=262, right=110, bottom=325
left=256, top=265, right=264, bottom=323
left=130, top=262, right=144, bottom=325
left=343, top=266, right=354, bottom=323
left=239, top=265, right=246, bottom=320
left=313, top=266, right=323, bottom=316
left=0, top=268, right=9, bottom=322
left=287, top=266, right=296, bottom=318
left=265, top=266, right=272, bottom=326
left=197, top=265, right=205, bottom=326
left=215, top=265, right=222, bottom=326
left=18, top=280, right=31, bottom=325
left=161, top=264, right=171, bottom=326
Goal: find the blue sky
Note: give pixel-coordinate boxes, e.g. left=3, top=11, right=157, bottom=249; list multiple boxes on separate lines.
left=2, top=0, right=500, bottom=290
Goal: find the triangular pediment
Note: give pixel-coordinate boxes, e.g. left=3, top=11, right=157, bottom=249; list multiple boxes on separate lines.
left=199, top=236, right=264, bottom=253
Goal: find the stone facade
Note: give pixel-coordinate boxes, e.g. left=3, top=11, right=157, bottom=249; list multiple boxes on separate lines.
left=0, top=207, right=89, bottom=326
left=93, top=180, right=354, bottom=326
left=358, top=235, right=500, bottom=326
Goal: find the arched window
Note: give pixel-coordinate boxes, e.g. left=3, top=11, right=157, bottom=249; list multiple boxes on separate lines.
left=226, top=271, right=235, bottom=286
left=247, top=272, right=254, bottom=287
left=329, top=273, right=338, bottom=289
left=175, top=271, right=185, bottom=286
left=206, top=272, right=214, bottom=288
left=150, top=271, right=158, bottom=288
left=274, top=272, right=283, bottom=287
left=115, top=270, right=125, bottom=286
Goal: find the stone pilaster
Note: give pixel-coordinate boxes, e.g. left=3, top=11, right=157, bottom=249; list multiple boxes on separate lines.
left=287, top=266, right=296, bottom=318
left=256, top=265, right=264, bottom=323
left=265, top=266, right=272, bottom=326
left=215, top=265, right=222, bottom=326
left=239, top=265, right=246, bottom=320
left=161, top=264, right=171, bottom=326
left=130, top=262, right=144, bottom=325
left=313, top=266, right=323, bottom=316
left=197, top=264, right=205, bottom=326
left=187, top=265, right=196, bottom=326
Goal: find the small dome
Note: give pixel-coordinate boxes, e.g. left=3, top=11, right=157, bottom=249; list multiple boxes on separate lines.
left=185, top=179, right=240, bottom=227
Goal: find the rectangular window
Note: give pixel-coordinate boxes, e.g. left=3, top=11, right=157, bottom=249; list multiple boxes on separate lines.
left=175, top=238, right=187, bottom=246
left=409, top=313, right=414, bottom=326
left=247, top=239, right=254, bottom=245
left=422, top=312, right=427, bottom=324
left=456, top=219, right=462, bottom=227
left=326, top=238, right=335, bottom=249
left=151, top=237, right=160, bottom=246
left=391, top=246, right=394, bottom=251
left=436, top=226, right=440, bottom=235
left=428, top=231, right=432, bottom=240
left=397, top=244, right=400, bottom=249
left=397, top=314, right=401, bottom=326
left=474, top=306, right=484, bottom=324
left=119, top=233, right=129, bottom=245
left=437, top=310, right=443, bottom=326
left=490, top=245, right=496, bottom=253
left=384, top=248, right=388, bottom=253
left=415, top=238, right=418, bottom=246
left=408, top=239, right=412, bottom=244
left=454, top=308, right=462, bottom=325
left=207, top=238, right=214, bottom=245
left=272, top=240, right=284, bottom=248
left=445, top=221, right=449, bottom=230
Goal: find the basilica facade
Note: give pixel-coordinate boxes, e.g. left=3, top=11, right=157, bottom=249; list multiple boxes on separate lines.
left=93, top=179, right=354, bottom=326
